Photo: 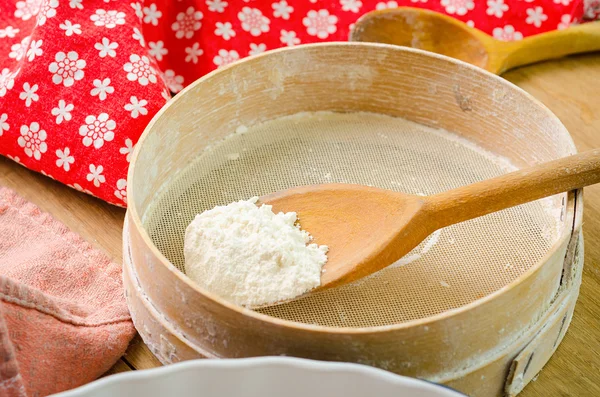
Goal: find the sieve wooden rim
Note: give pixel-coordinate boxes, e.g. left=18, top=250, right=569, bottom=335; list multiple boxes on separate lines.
left=127, top=42, right=579, bottom=334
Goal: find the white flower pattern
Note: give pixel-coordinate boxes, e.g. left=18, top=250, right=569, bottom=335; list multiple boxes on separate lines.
left=0, top=27, right=20, bottom=38
left=0, top=68, right=18, bottom=97
left=36, top=0, right=58, bottom=26
left=91, top=78, right=114, bottom=100
left=56, top=148, right=75, bottom=171
left=48, top=51, right=86, bottom=87
left=124, top=96, right=148, bottom=118
left=18, top=122, right=47, bottom=160
left=26, top=39, right=43, bottom=62
left=119, top=138, right=136, bottom=161
left=215, top=22, right=236, bottom=40
left=280, top=29, right=300, bottom=46
left=213, top=49, right=239, bottom=67
left=60, top=20, right=82, bottom=36
left=492, top=25, right=523, bottom=41
left=148, top=41, right=168, bottom=61
left=123, top=54, right=157, bottom=85
left=0, top=114, right=9, bottom=136
left=15, top=0, right=42, bottom=21
left=486, top=0, right=509, bottom=18
left=95, top=38, right=118, bottom=58
left=376, top=1, right=398, bottom=9
left=90, top=9, right=126, bottom=28
left=87, top=164, right=106, bottom=187
left=303, top=9, right=338, bottom=39
left=19, top=82, right=39, bottom=107
left=51, top=100, right=74, bottom=124
left=526, top=6, right=548, bottom=27
left=441, top=0, right=475, bottom=15
left=340, top=0, right=362, bottom=13
left=79, top=113, right=116, bottom=149
left=249, top=43, right=266, bottom=56
left=114, top=179, right=127, bottom=202
left=185, top=43, right=204, bottom=63
left=558, top=14, right=571, bottom=29
left=207, top=0, right=227, bottom=13
left=130, top=2, right=143, bottom=19
left=143, top=3, right=162, bottom=25
left=9, top=38, right=30, bottom=61
left=272, top=1, right=293, bottom=19
left=238, top=7, right=270, bottom=36
left=69, top=0, right=83, bottom=9
left=172, top=7, right=203, bottom=39
left=163, top=70, right=184, bottom=92
left=133, top=27, right=145, bottom=47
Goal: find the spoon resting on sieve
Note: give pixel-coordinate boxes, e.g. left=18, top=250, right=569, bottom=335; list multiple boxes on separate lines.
left=255, top=149, right=600, bottom=307
left=349, top=7, right=600, bottom=75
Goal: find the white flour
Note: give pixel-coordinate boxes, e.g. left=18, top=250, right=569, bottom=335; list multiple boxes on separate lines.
left=184, top=197, right=328, bottom=307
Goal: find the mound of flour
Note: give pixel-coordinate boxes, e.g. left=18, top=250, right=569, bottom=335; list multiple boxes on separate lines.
left=184, top=197, right=328, bottom=307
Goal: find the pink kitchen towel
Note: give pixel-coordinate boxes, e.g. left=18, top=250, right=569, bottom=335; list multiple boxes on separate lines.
left=0, top=186, right=136, bottom=397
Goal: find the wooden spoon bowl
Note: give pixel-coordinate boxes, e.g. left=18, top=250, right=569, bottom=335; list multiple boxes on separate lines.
left=260, top=149, right=600, bottom=300
left=260, top=184, right=427, bottom=291
left=350, top=7, right=600, bottom=74
left=351, top=7, right=490, bottom=69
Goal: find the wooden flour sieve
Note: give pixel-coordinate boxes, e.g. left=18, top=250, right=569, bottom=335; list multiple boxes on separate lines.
left=124, top=43, right=583, bottom=397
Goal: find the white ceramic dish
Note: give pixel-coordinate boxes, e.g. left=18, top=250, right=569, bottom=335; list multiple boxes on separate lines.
left=51, top=357, right=466, bottom=397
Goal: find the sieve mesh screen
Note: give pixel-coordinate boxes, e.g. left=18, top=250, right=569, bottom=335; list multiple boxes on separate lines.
left=144, top=112, right=562, bottom=328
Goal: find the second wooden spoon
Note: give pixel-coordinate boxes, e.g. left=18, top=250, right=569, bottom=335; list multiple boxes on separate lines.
left=350, top=7, right=600, bottom=74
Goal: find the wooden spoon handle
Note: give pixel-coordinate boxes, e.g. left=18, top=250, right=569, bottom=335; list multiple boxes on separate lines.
left=499, top=21, right=600, bottom=73
left=424, top=149, right=600, bottom=229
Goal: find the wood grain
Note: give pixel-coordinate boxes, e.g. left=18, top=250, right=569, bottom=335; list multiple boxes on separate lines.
left=123, top=335, right=163, bottom=370
left=0, top=52, right=599, bottom=396
left=102, top=359, right=133, bottom=377
left=503, top=53, right=600, bottom=397
left=425, top=148, right=600, bottom=227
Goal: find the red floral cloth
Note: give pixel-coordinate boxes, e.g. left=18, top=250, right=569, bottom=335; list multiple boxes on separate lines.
left=0, top=0, right=598, bottom=207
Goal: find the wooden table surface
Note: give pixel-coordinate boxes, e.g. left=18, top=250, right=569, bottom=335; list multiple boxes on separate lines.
left=1, top=53, right=599, bottom=396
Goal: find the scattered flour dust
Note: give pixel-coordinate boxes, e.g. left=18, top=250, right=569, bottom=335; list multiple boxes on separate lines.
left=184, top=197, right=328, bottom=307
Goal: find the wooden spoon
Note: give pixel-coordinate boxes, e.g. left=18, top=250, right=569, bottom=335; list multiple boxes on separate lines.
left=258, top=149, right=600, bottom=302
left=350, top=7, right=600, bottom=74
